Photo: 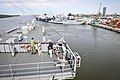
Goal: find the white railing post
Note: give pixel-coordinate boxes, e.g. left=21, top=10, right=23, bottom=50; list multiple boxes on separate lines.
left=8, top=44, right=11, bottom=52
left=37, top=62, right=39, bottom=77
left=9, top=64, right=14, bottom=79
left=74, top=58, right=77, bottom=72
left=62, top=59, right=64, bottom=79
left=18, top=44, right=21, bottom=53
left=3, top=44, right=6, bottom=53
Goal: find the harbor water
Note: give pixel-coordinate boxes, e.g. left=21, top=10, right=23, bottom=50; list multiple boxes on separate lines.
left=0, top=16, right=120, bottom=80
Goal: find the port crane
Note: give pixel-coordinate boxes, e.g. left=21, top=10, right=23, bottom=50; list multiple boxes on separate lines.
left=96, top=3, right=102, bottom=18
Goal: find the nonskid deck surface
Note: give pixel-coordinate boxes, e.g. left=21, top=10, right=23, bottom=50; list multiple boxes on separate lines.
left=0, top=73, right=73, bottom=80
left=0, top=52, right=54, bottom=65
left=0, top=51, right=73, bottom=79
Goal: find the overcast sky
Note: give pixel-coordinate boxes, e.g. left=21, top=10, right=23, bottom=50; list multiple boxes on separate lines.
left=0, top=0, right=120, bottom=15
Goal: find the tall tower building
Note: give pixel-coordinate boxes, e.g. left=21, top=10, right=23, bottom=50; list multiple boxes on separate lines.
left=103, top=7, right=106, bottom=17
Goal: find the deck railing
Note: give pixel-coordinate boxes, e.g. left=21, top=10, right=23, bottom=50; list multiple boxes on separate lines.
left=0, top=42, right=51, bottom=53
left=65, top=44, right=77, bottom=71
left=0, top=43, right=30, bottom=53
left=0, top=61, right=73, bottom=79
left=0, top=42, right=81, bottom=79
left=62, top=41, right=81, bottom=73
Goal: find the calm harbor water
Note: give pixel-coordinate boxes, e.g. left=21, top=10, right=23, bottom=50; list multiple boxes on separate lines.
left=0, top=16, right=120, bottom=80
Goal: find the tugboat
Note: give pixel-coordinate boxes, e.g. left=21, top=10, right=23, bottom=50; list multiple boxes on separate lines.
left=0, top=22, right=81, bottom=80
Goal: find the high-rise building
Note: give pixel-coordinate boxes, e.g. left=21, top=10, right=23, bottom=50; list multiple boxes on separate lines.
left=103, top=7, right=106, bottom=17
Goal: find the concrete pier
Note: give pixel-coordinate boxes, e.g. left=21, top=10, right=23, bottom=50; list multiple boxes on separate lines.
left=91, top=24, right=120, bottom=34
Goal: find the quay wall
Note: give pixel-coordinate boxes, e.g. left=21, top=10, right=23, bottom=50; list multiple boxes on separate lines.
left=90, top=24, right=120, bottom=34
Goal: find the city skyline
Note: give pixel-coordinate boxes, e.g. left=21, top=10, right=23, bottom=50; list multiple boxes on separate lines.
left=0, top=0, right=120, bottom=15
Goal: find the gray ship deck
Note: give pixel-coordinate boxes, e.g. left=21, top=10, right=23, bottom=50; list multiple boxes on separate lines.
left=0, top=48, right=74, bottom=80
left=0, top=52, right=55, bottom=65
left=0, top=21, right=81, bottom=80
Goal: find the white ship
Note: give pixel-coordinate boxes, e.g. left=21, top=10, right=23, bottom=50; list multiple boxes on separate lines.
left=49, top=19, right=86, bottom=25
left=0, top=21, right=81, bottom=80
